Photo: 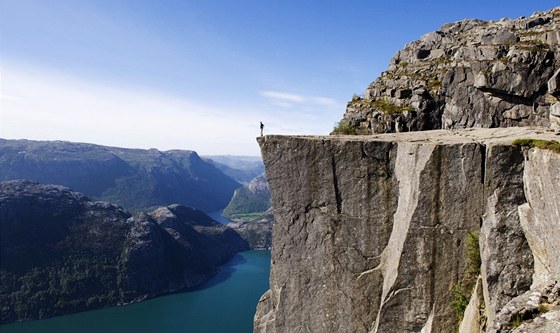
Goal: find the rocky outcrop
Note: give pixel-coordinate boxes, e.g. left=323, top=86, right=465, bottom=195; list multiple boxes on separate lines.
left=0, top=180, right=248, bottom=323
left=0, top=139, right=241, bottom=212
left=340, top=7, right=560, bottom=134
left=255, top=127, right=560, bottom=333
left=228, top=209, right=274, bottom=250
left=120, top=204, right=249, bottom=299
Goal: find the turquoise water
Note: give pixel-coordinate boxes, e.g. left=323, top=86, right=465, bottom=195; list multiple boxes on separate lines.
left=207, top=210, right=232, bottom=225
left=0, top=250, right=271, bottom=333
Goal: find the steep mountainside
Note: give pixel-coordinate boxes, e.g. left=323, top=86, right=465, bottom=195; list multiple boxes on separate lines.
left=0, top=139, right=241, bottom=212
left=223, top=173, right=273, bottom=249
left=255, top=128, right=560, bottom=333
left=340, top=7, right=560, bottom=134
left=0, top=180, right=248, bottom=323
left=223, top=173, right=271, bottom=217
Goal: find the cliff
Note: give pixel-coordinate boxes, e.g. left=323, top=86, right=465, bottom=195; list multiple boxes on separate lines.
left=255, top=127, right=560, bottom=332
left=0, top=180, right=248, bottom=323
left=340, top=7, right=560, bottom=134
left=0, top=139, right=241, bottom=212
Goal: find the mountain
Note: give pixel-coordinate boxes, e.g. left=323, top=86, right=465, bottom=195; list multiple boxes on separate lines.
left=0, top=180, right=248, bottom=323
left=339, top=7, right=560, bottom=134
left=223, top=173, right=271, bottom=218
left=0, top=139, right=241, bottom=212
left=222, top=173, right=273, bottom=250
left=255, top=7, right=560, bottom=333
left=203, top=155, right=265, bottom=184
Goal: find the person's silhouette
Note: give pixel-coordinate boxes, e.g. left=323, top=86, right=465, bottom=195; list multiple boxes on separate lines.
left=260, top=122, right=264, bottom=136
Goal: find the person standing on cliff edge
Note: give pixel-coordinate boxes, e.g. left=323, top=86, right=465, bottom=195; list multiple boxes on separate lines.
left=260, top=122, right=264, bottom=136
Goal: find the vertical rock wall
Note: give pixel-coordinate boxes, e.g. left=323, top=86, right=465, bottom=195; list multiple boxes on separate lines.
left=255, top=128, right=560, bottom=333
left=255, top=134, right=483, bottom=332
left=518, top=148, right=560, bottom=286
left=479, top=145, right=534, bottom=326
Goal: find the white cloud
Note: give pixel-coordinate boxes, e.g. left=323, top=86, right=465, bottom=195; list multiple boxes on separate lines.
left=310, top=96, right=338, bottom=107
left=260, top=90, right=340, bottom=109
left=260, top=91, right=305, bottom=104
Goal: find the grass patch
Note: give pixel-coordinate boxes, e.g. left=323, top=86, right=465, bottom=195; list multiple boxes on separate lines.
left=511, top=313, right=523, bottom=327
left=466, top=232, right=481, bottom=276
left=451, top=232, right=481, bottom=320
left=451, top=284, right=470, bottom=320
left=228, top=212, right=266, bottom=222
left=516, top=39, right=550, bottom=51
left=428, top=79, right=442, bottom=91
left=372, top=99, right=414, bottom=115
left=512, top=138, right=560, bottom=154
left=332, top=122, right=357, bottom=135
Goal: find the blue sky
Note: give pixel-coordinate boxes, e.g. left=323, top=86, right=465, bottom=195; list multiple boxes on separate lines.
left=1, top=1, right=558, bottom=155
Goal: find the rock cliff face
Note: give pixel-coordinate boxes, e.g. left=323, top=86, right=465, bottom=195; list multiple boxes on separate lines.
left=255, top=127, right=560, bottom=332
left=0, top=180, right=248, bottom=323
left=340, top=7, right=560, bottom=134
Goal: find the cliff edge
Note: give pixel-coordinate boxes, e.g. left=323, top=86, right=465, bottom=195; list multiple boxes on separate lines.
left=255, top=127, right=560, bottom=332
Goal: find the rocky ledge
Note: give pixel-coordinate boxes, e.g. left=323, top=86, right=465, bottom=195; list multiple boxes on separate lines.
left=254, top=127, right=559, bottom=333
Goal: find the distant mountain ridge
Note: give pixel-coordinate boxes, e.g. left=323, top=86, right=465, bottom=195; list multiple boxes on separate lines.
left=203, top=155, right=265, bottom=184
left=0, top=139, right=241, bottom=212
left=0, top=180, right=248, bottom=323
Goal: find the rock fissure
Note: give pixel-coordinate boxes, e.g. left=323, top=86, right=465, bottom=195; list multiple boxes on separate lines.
left=331, top=156, right=343, bottom=214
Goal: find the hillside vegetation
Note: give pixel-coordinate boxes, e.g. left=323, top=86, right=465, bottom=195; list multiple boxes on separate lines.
left=0, top=180, right=248, bottom=323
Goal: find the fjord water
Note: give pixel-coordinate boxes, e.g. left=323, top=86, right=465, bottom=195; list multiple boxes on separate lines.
left=207, top=210, right=232, bottom=224
left=0, top=250, right=270, bottom=333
